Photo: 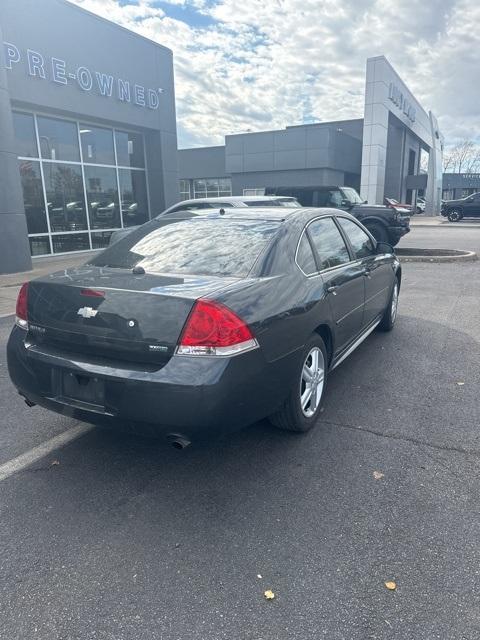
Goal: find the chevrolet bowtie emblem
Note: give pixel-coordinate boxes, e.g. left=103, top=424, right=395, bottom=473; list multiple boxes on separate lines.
left=77, top=306, right=98, bottom=319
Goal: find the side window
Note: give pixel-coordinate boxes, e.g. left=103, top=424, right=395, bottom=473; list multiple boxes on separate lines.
left=307, top=218, right=350, bottom=270
left=337, top=217, right=375, bottom=259
left=327, top=190, right=343, bottom=208
left=296, top=233, right=317, bottom=275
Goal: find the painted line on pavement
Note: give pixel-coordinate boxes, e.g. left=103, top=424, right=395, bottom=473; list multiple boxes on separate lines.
left=0, top=423, right=94, bottom=482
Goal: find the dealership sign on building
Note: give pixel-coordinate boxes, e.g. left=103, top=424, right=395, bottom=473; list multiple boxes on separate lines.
left=3, top=41, right=163, bottom=109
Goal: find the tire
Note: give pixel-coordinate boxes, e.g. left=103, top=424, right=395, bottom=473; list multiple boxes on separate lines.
left=269, top=334, right=328, bottom=432
left=378, top=277, right=399, bottom=332
left=447, top=208, right=462, bottom=222
left=365, top=222, right=388, bottom=243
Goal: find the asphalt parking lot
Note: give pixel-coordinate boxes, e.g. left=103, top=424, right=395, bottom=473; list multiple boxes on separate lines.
left=0, top=226, right=479, bottom=640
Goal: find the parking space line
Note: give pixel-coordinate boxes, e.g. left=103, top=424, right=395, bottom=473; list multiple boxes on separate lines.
left=0, top=423, right=94, bottom=482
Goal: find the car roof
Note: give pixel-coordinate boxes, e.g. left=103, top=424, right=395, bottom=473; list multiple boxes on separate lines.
left=166, top=206, right=357, bottom=223
left=168, top=195, right=298, bottom=206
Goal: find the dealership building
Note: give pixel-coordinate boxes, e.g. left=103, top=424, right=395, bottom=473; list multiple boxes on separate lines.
left=1, top=0, right=443, bottom=274
left=0, top=0, right=179, bottom=273
left=179, top=57, right=443, bottom=218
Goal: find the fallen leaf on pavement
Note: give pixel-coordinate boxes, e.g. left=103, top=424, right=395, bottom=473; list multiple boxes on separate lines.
left=50, top=460, right=60, bottom=466
left=257, top=574, right=262, bottom=579
left=373, top=471, right=384, bottom=480
left=385, top=581, right=396, bottom=590
left=264, top=590, right=275, bottom=600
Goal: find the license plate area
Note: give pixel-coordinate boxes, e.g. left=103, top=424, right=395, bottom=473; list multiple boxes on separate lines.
left=61, top=371, right=105, bottom=408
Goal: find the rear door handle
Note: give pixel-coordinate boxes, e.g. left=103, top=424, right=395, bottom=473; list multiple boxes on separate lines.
left=327, top=285, right=338, bottom=295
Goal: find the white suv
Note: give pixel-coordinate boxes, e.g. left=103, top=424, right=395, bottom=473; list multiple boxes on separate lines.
left=109, top=195, right=301, bottom=245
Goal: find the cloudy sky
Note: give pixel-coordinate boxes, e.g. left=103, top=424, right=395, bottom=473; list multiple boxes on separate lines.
left=70, top=0, right=480, bottom=149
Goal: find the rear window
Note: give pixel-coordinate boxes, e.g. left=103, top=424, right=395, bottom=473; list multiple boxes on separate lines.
left=88, top=217, right=280, bottom=277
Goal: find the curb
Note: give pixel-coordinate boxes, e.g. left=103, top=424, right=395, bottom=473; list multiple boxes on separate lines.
left=396, top=248, right=478, bottom=263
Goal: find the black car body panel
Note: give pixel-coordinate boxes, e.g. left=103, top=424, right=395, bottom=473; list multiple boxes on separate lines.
left=7, top=208, right=401, bottom=441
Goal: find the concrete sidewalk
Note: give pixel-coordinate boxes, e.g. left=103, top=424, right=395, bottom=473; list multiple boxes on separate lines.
left=0, top=251, right=96, bottom=318
left=411, top=216, right=480, bottom=228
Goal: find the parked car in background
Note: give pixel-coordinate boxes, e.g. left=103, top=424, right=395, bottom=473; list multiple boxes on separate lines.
left=8, top=207, right=401, bottom=446
left=266, top=186, right=410, bottom=245
left=109, top=195, right=301, bottom=244
left=441, top=192, right=480, bottom=221
left=416, top=197, right=426, bottom=214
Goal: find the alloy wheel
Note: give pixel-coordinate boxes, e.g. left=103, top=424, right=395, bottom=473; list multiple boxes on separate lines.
left=300, top=346, right=325, bottom=418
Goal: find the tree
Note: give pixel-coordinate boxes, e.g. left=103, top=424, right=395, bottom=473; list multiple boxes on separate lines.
left=443, top=140, right=480, bottom=173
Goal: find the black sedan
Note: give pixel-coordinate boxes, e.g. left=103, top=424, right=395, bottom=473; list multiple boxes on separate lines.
left=7, top=208, right=401, bottom=447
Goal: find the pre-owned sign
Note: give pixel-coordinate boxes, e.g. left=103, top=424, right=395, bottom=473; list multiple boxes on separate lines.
left=3, top=42, right=163, bottom=109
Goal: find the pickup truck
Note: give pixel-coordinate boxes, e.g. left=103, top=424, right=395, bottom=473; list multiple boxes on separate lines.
left=266, top=186, right=410, bottom=246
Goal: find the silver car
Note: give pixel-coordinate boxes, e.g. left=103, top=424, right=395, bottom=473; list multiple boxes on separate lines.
left=109, top=195, right=301, bottom=244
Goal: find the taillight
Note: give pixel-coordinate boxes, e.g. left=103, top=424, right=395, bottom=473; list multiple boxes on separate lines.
left=177, top=299, right=258, bottom=356
left=15, top=282, right=29, bottom=329
left=80, top=288, right=105, bottom=298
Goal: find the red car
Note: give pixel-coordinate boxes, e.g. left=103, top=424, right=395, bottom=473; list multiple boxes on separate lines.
left=384, top=197, right=413, bottom=214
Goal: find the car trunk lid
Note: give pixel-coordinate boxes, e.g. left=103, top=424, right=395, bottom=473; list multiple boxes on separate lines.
left=26, top=266, right=239, bottom=367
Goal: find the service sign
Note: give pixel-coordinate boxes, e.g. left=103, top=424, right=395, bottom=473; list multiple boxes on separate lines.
left=3, top=41, right=163, bottom=110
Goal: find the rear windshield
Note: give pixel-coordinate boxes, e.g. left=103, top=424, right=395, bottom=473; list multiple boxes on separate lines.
left=88, top=216, right=280, bottom=277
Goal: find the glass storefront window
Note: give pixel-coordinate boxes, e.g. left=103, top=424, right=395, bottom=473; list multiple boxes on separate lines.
left=193, top=179, right=207, bottom=198
left=18, top=160, right=48, bottom=234
left=80, top=125, right=115, bottom=165
left=14, top=112, right=150, bottom=256
left=84, top=166, right=121, bottom=230
left=29, top=236, right=51, bottom=256
left=91, top=231, right=114, bottom=249
left=115, top=130, right=145, bottom=167
left=193, top=177, right=232, bottom=199
left=13, top=112, right=38, bottom=158
left=118, top=169, right=149, bottom=227
left=52, top=234, right=90, bottom=254
left=179, top=179, right=190, bottom=200
left=37, top=116, right=80, bottom=162
left=43, top=163, right=87, bottom=232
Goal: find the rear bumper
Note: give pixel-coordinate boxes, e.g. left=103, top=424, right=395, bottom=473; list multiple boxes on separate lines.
left=7, top=327, right=299, bottom=440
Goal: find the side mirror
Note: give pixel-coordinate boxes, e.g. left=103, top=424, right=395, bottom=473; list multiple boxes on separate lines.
left=376, top=241, right=394, bottom=255
left=340, top=199, right=352, bottom=208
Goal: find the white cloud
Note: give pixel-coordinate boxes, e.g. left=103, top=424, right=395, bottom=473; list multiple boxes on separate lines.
left=69, top=0, right=480, bottom=148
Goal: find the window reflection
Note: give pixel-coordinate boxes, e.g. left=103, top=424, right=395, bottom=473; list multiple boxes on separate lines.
left=119, top=169, right=149, bottom=227
left=308, top=218, right=350, bottom=270
left=90, top=219, right=280, bottom=277
left=91, top=231, right=113, bottom=249
left=13, top=112, right=38, bottom=158
left=80, top=125, right=115, bottom=165
left=115, top=130, right=144, bottom=167
left=193, top=177, right=232, bottom=198
left=52, top=234, right=90, bottom=254
left=43, top=163, right=87, bottom=232
left=84, top=166, right=120, bottom=230
left=29, top=236, right=51, bottom=256
left=337, top=218, right=374, bottom=259
left=18, top=160, right=48, bottom=234
left=37, top=116, right=80, bottom=162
